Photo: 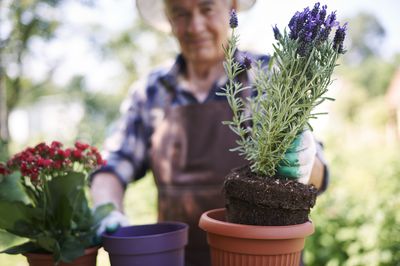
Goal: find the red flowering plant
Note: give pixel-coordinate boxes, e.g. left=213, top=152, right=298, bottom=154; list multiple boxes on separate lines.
left=0, top=141, right=114, bottom=264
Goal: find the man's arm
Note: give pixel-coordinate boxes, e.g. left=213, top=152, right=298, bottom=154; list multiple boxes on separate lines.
left=90, top=82, right=151, bottom=208
left=91, top=172, right=125, bottom=212
left=91, top=172, right=130, bottom=237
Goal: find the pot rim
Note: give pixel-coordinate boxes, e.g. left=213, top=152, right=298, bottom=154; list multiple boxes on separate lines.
left=23, top=245, right=99, bottom=259
left=102, top=221, right=188, bottom=240
left=102, top=221, right=188, bottom=255
left=199, top=208, right=314, bottom=239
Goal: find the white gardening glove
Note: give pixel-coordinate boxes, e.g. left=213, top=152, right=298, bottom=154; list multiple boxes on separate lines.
left=96, top=210, right=130, bottom=237
left=276, top=130, right=316, bottom=184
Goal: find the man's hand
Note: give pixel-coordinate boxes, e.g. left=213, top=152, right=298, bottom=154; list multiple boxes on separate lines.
left=96, top=210, right=130, bottom=236
left=276, top=130, right=316, bottom=184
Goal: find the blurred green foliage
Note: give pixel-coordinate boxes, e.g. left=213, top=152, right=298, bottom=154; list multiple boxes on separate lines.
left=305, top=142, right=400, bottom=265
left=344, top=12, right=386, bottom=64
left=304, top=89, right=400, bottom=265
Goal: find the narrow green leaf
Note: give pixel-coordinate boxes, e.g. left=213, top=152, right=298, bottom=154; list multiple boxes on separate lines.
left=37, top=235, right=58, bottom=253
left=59, top=238, right=85, bottom=263
left=0, top=201, right=42, bottom=234
left=93, top=203, right=115, bottom=225
left=0, top=172, right=30, bottom=204
left=1, top=241, right=38, bottom=254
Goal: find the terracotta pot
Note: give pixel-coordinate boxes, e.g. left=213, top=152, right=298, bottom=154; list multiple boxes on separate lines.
left=24, top=246, right=99, bottom=266
left=199, top=208, right=314, bottom=266
left=102, top=222, right=188, bottom=266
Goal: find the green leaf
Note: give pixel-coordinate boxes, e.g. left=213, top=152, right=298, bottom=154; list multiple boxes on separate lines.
left=37, top=235, right=58, bottom=253
left=71, top=191, right=93, bottom=230
left=47, top=172, right=85, bottom=207
left=1, top=241, right=38, bottom=254
left=47, top=172, right=85, bottom=229
left=0, top=172, right=30, bottom=204
left=57, top=195, right=74, bottom=229
left=0, top=201, right=42, bottom=236
left=59, top=238, right=85, bottom=263
left=93, top=203, right=114, bottom=225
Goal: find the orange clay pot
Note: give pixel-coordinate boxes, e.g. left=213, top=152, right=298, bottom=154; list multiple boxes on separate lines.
left=24, top=246, right=99, bottom=266
left=199, top=208, right=314, bottom=266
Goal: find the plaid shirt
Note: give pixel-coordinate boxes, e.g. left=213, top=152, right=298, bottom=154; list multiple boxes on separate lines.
left=93, top=52, right=329, bottom=193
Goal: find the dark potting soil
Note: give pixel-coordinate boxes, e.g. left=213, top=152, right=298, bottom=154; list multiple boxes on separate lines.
left=224, top=165, right=317, bottom=226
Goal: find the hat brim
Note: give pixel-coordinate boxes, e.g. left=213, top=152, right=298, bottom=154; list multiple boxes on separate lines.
left=136, top=0, right=256, bottom=32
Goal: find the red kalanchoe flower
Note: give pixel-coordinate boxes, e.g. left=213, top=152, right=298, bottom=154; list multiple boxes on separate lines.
left=51, top=141, right=62, bottom=149
left=56, top=149, right=67, bottom=158
left=75, top=141, right=89, bottom=151
left=2, top=141, right=104, bottom=184
left=30, top=172, right=39, bottom=182
left=0, top=163, right=10, bottom=175
left=64, top=148, right=72, bottom=158
left=72, top=149, right=83, bottom=159
left=95, top=154, right=105, bottom=165
left=38, top=158, right=53, bottom=168
left=53, top=160, right=63, bottom=169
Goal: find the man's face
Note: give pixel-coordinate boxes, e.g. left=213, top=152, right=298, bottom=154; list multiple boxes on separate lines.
left=165, top=0, right=231, bottom=64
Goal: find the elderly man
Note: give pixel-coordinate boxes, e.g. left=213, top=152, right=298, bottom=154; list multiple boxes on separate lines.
left=91, top=0, right=328, bottom=265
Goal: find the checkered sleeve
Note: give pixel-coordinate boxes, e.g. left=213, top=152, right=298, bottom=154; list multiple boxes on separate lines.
left=91, top=82, right=150, bottom=188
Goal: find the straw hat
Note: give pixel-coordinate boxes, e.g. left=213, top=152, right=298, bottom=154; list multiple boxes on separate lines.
left=136, top=0, right=256, bottom=32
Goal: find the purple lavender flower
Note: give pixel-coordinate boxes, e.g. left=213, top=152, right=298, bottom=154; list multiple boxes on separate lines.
left=333, top=23, right=347, bottom=53
left=318, top=27, right=331, bottom=42
left=309, top=19, right=320, bottom=39
left=285, top=3, right=347, bottom=56
left=311, top=2, right=320, bottom=17
left=229, top=9, right=238, bottom=29
left=239, top=54, right=252, bottom=70
left=297, top=30, right=313, bottom=56
left=313, top=4, right=326, bottom=30
left=288, top=7, right=312, bottom=41
left=319, top=5, right=327, bottom=22
left=296, top=8, right=310, bottom=37
left=272, top=24, right=282, bottom=40
left=325, top=11, right=339, bottom=28
left=288, top=12, right=300, bottom=39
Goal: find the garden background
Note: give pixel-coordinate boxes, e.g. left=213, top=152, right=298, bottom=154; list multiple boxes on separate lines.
left=0, top=0, right=399, bottom=265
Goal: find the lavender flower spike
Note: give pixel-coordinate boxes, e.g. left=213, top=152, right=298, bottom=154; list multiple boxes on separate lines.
left=229, top=9, right=238, bottom=29
left=333, top=23, right=348, bottom=54
left=325, top=11, right=339, bottom=28
left=311, top=2, right=320, bottom=17
left=319, top=5, right=327, bottom=22
left=242, top=55, right=252, bottom=70
left=272, top=24, right=282, bottom=40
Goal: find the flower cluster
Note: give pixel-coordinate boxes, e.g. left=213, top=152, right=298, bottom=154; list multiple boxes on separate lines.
left=283, top=2, right=347, bottom=56
left=0, top=141, right=112, bottom=264
left=3, top=141, right=105, bottom=183
left=222, top=3, right=347, bottom=177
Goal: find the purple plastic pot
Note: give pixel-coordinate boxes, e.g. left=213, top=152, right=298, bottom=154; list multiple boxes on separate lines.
left=102, top=222, right=188, bottom=266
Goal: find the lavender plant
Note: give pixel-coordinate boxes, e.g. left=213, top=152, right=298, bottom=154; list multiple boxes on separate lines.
left=221, top=4, right=347, bottom=177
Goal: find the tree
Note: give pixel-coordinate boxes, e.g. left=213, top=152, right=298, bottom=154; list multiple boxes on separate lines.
left=338, top=12, right=399, bottom=98
left=344, top=12, right=386, bottom=64
left=0, top=0, right=68, bottom=156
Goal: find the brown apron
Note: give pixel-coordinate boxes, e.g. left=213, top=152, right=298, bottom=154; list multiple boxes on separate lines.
left=150, top=100, right=247, bottom=266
